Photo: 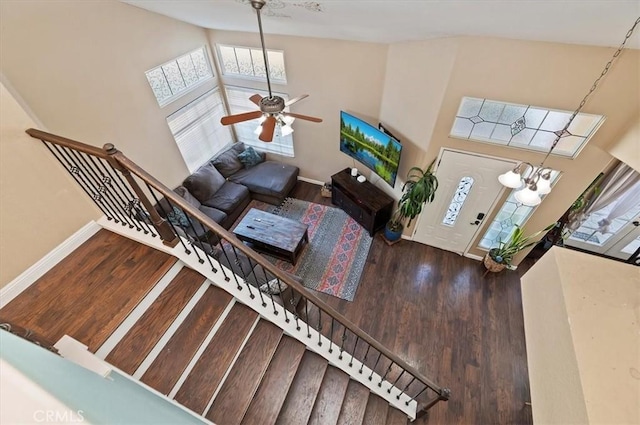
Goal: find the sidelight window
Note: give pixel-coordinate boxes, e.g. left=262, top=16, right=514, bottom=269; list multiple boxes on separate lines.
left=442, top=177, right=474, bottom=226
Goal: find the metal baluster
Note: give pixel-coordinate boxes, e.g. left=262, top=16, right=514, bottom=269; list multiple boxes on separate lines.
left=245, top=256, right=265, bottom=305
left=291, top=296, right=301, bottom=331
left=409, top=385, right=430, bottom=406
left=280, top=278, right=289, bottom=323
left=349, top=336, right=359, bottom=367
left=328, top=318, right=335, bottom=353
left=147, top=186, right=192, bottom=255
left=359, top=345, right=371, bottom=374
left=369, top=352, right=382, bottom=381
left=264, top=268, right=278, bottom=315
left=380, top=361, right=394, bottom=387
left=389, top=370, right=405, bottom=394
left=339, top=327, right=347, bottom=360
left=317, top=308, right=322, bottom=346
left=42, top=142, right=112, bottom=220
left=399, top=377, right=416, bottom=400
left=226, top=244, right=247, bottom=290
left=305, top=300, right=311, bottom=338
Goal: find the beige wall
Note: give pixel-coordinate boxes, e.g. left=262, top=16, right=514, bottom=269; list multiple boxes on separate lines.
left=0, top=82, right=99, bottom=287
left=0, top=0, right=215, bottom=190
left=380, top=36, right=639, bottom=263
left=208, top=30, right=389, bottom=184
left=607, top=117, right=640, bottom=172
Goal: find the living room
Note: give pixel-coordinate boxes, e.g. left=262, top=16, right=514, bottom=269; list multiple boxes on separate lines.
left=1, top=1, right=639, bottom=424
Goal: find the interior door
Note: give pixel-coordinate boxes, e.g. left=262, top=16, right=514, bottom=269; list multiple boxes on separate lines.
left=413, top=149, right=515, bottom=254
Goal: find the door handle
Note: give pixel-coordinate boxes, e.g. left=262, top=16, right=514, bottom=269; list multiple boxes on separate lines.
left=470, top=212, right=486, bottom=225
left=470, top=220, right=481, bottom=225
left=633, top=221, right=639, bottom=227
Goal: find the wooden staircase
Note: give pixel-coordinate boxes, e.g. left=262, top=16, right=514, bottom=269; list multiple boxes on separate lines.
left=1, top=229, right=411, bottom=424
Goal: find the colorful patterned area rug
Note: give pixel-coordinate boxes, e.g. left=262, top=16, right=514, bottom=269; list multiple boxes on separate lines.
left=238, top=198, right=373, bottom=301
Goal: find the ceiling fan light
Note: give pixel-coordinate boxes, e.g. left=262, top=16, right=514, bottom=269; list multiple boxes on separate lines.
left=498, top=169, right=523, bottom=188
left=254, top=125, right=262, bottom=135
left=281, top=124, right=294, bottom=136
left=514, top=186, right=542, bottom=206
left=281, top=115, right=295, bottom=125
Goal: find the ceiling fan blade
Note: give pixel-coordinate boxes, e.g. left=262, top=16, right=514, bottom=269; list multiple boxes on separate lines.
left=220, top=110, right=263, bottom=126
left=282, top=112, right=323, bottom=123
left=249, top=94, right=263, bottom=106
left=259, top=116, right=277, bottom=142
left=285, top=94, right=309, bottom=107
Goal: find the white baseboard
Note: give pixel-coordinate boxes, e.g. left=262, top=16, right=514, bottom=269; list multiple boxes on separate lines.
left=464, top=253, right=484, bottom=261
left=297, top=176, right=324, bottom=186
left=0, top=221, right=101, bottom=309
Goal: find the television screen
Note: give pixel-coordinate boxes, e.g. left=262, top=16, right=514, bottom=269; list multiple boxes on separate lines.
left=340, top=111, right=402, bottom=187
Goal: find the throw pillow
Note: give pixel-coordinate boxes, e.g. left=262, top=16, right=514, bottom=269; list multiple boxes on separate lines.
left=183, top=164, right=226, bottom=203
left=211, top=143, right=245, bottom=178
left=237, top=147, right=264, bottom=169
left=166, top=206, right=189, bottom=227
left=259, top=278, right=289, bottom=295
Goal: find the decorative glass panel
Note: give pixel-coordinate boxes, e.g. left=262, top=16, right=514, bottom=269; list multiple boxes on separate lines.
left=217, top=44, right=287, bottom=83
left=442, top=177, right=474, bottom=226
left=567, top=200, right=640, bottom=247
left=450, top=97, right=605, bottom=158
left=145, top=47, right=214, bottom=107
left=479, top=168, right=560, bottom=249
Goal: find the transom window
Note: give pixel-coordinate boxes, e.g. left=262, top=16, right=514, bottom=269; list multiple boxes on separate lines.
left=167, top=88, right=233, bottom=173
left=442, top=177, right=474, bottom=226
left=145, top=47, right=214, bottom=107
left=225, top=86, right=294, bottom=157
left=450, top=97, right=605, bottom=158
left=217, top=45, right=287, bottom=83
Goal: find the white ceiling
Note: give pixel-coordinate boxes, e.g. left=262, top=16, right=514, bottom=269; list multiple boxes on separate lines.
left=123, top=0, right=640, bottom=49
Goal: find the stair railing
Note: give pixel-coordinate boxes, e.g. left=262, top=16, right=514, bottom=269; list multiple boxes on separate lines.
left=26, top=128, right=450, bottom=419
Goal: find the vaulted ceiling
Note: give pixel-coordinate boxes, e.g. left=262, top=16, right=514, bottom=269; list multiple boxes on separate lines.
left=123, top=0, right=640, bottom=49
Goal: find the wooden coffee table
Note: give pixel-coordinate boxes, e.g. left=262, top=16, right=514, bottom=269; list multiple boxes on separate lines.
left=233, top=208, right=309, bottom=264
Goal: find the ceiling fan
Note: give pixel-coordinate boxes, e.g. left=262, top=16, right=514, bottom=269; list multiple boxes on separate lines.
left=220, top=0, right=323, bottom=142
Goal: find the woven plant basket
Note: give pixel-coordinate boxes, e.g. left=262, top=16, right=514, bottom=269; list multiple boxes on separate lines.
left=483, top=253, right=507, bottom=273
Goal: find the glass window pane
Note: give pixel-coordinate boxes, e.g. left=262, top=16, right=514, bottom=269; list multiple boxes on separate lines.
left=478, top=101, right=504, bottom=122
left=190, top=49, right=212, bottom=79
left=498, top=104, right=527, bottom=125
left=442, top=177, right=474, bottom=226
left=457, top=97, right=484, bottom=118
left=219, top=45, right=239, bottom=74
left=267, top=50, right=286, bottom=81
left=145, top=68, right=172, bottom=104
left=234, top=48, right=254, bottom=76
left=250, top=49, right=266, bottom=78
left=161, top=61, right=187, bottom=94
left=451, top=117, right=473, bottom=138
left=177, top=55, right=198, bottom=87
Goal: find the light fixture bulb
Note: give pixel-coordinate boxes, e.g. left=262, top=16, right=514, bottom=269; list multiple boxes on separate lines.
left=282, top=115, right=295, bottom=125
left=254, top=125, right=262, bottom=135
left=281, top=124, right=294, bottom=136
left=514, top=186, right=541, bottom=206
left=536, top=175, right=552, bottom=195
left=498, top=169, right=523, bottom=188
left=258, top=114, right=267, bottom=124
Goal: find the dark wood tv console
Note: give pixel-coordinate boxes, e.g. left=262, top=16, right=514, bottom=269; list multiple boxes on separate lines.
left=331, top=168, right=394, bottom=236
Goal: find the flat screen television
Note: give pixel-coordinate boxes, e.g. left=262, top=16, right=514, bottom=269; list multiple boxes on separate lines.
left=339, top=111, right=402, bottom=187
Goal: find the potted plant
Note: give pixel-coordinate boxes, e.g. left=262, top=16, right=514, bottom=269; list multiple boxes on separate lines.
left=484, top=223, right=555, bottom=272
left=384, top=159, right=439, bottom=242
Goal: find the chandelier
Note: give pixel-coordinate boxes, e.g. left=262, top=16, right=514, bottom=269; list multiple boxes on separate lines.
left=498, top=17, right=640, bottom=207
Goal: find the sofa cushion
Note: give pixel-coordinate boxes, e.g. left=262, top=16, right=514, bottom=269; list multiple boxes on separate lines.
left=237, top=146, right=264, bottom=169
left=174, top=186, right=201, bottom=209
left=183, top=164, right=226, bottom=204
left=166, top=206, right=189, bottom=227
left=211, top=143, right=245, bottom=178
left=229, top=161, right=299, bottom=199
left=202, top=181, right=250, bottom=214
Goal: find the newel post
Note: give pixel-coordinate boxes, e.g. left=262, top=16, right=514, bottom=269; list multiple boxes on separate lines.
left=103, top=143, right=178, bottom=247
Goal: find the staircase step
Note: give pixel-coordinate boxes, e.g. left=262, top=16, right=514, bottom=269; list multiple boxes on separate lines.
left=275, top=350, right=328, bottom=425
left=174, top=303, right=258, bottom=414
left=105, top=267, right=205, bottom=374
left=362, top=394, right=390, bottom=424
left=308, top=366, right=351, bottom=425
left=241, top=336, right=307, bottom=425
left=386, top=406, right=408, bottom=425
left=337, top=380, right=371, bottom=425
left=206, top=320, right=283, bottom=425
left=0, top=229, right=176, bottom=352
left=140, top=285, right=233, bottom=394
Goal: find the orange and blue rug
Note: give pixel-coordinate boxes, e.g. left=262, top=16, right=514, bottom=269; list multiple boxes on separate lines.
left=244, top=198, right=373, bottom=301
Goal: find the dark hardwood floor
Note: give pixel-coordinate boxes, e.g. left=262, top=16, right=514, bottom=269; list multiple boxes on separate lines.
left=290, top=181, right=534, bottom=425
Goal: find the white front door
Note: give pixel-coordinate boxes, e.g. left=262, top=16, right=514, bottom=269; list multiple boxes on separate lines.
left=413, top=149, right=516, bottom=254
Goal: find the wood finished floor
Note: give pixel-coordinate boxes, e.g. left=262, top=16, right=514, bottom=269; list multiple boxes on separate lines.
left=290, top=181, right=534, bottom=425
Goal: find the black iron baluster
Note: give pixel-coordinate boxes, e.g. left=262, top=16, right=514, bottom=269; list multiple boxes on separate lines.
left=305, top=300, right=311, bottom=338
left=349, top=336, right=359, bottom=367
left=409, top=385, right=429, bottom=406
left=245, top=256, right=265, bottom=305
left=389, top=370, right=405, bottom=394
left=42, top=142, right=112, bottom=220
left=279, top=278, right=289, bottom=323
left=226, top=244, right=247, bottom=290
left=291, top=296, right=301, bottom=331
left=359, top=345, right=371, bottom=374
left=317, top=308, right=322, bottom=346
left=399, top=377, right=416, bottom=400
left=369, top=352, right=382, bottom=381
left=339, top=327, right=347, bottom=360
left=328, top=318, right=335, bottom=353
left=147, top=186, right=192, bottom=255
left=379, top=361, right=394, bottom=387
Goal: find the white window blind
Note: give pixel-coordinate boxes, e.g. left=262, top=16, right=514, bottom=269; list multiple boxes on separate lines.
left=225, top=86, right=294, bottom=157
left=167, top=89, right=233, bottom=173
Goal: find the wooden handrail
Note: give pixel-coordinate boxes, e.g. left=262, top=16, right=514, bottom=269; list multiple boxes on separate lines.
left=25, top=128, right=446, bottom=406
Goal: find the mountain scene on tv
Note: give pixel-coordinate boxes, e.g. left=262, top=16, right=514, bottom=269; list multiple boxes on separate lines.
left=340, top=114, right=401, bottom=186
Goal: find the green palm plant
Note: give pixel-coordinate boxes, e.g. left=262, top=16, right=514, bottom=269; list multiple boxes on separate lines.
left=488, top=223, right=555, bottom=266
left=387, top=159, right=439, bottom=233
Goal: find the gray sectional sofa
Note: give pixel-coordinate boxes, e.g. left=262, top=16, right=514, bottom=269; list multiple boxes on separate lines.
left=162, top=142, right=299, bottom=239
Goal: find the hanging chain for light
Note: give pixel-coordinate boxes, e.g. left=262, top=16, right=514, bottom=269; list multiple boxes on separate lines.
left=540, top=16, right=640, bottom=166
